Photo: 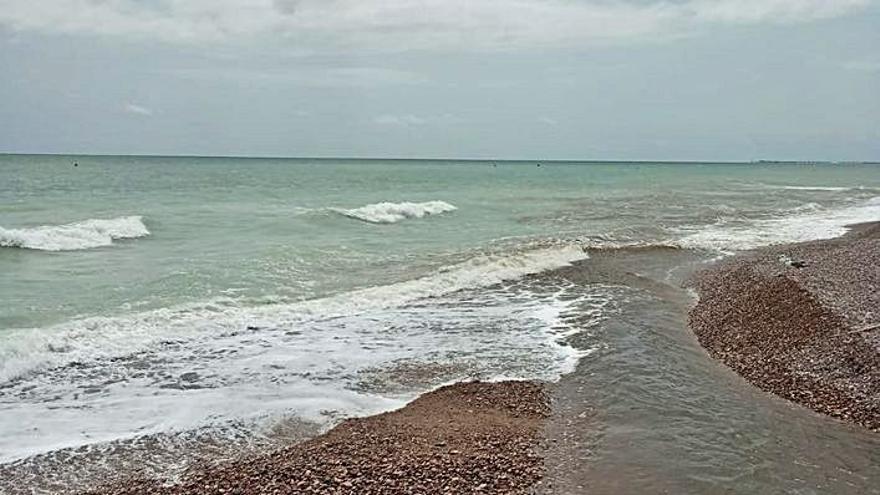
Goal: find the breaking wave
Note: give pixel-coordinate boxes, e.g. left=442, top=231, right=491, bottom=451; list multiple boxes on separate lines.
left=0, top=216, right=149, bottom=251
left=0, top=243, right=596, bottom=462
left=335, top=201, right=457, bottom=224
left=674, top=196, right=880, bottom=253
left=0, top=244, right=587, bottom=383
left=777, top=185, right=852, bottom=191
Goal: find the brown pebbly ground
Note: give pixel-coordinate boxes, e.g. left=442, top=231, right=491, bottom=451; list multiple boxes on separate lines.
left=688, top=222, right=880, bottom=431
left=85, top=380, right=550, bottom=495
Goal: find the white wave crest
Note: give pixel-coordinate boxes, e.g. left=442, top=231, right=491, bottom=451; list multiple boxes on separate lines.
left=0, top=244, right=587, bottom=383
left=675, top=196, right=880, bottom=253
left=753, top=183, right=868, bottom=192
left=0, top=243, right=594, bottom=461
left=777, top=185, right=852, bottom=191
left=335, top=200, right=457, bottom=224
left=0, top=216, right=149, bottom=251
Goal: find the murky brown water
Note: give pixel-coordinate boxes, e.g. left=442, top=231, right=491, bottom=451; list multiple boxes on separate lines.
left=540, top=249, right=880, bottom=494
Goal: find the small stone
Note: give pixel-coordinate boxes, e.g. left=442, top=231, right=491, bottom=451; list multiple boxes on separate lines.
left=180, top=372, right=200, bottom=382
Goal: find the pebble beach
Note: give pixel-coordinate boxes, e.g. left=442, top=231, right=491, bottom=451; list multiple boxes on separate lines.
left=689, top=222, right=880, bottom=430
left=78, top=222, right=880, bottom=494
left=86, top=381, right=550, bottom=495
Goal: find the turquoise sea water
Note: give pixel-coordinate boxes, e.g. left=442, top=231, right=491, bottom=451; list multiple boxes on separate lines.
left=1, top=154, right=879, bottom=491
left=3, top=155, right=877, bottom=331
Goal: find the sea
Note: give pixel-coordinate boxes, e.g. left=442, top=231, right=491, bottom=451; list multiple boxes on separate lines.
left=1, top=155, right=878, bottom=493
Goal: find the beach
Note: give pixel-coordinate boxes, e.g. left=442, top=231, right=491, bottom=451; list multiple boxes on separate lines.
left=75, top=224, right=880, bottom=494
left=3, top=0, right=880, bottom=490
left=86, top=381, right=549, bottom=494
left=2, top=158, right=880, bottom=494
left=689, top=222, right=880, bottom=431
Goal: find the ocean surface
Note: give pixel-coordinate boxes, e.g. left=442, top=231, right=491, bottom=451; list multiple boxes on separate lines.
left=1, top=155, right=879, bottom=492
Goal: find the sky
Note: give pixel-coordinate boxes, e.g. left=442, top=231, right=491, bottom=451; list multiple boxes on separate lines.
left=1, top=0, right=878, bottom=161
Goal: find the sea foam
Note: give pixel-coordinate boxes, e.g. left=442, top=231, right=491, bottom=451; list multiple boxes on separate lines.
left=675, top=196, right=880, bottom=253
left=0, top=216, right=149, bottom=251
left=0, top=244, right=596, bottom=462
left=335, top=201, right=457, bottom=224
left=770, top=185, right=857, bottom=192
left=0, top=244, right=587, bottom=383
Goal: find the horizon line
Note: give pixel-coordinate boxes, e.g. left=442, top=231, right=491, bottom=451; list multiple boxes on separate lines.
left=1, top=152, right=877, bottom=165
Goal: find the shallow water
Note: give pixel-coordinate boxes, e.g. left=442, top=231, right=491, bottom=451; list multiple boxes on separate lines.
left=1, top=155, right=878, bottom=492
left=542, top=250, right=880, bottom=494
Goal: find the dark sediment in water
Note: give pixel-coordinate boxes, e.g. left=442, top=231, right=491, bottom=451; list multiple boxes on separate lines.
left=86, top=381, right=549, bottom=495
left=688, top=223, right=880, bottom=430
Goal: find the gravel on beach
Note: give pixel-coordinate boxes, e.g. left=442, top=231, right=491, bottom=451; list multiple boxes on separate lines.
left=689, top=223, right=880, bottom=430
left=80, top=223, right=879, bottom=495
left=86, top=380, right=550, bottom=495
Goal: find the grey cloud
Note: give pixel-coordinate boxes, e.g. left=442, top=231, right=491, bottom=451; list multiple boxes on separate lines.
left=273, top=0, right=300, bottom=15
left=124, top=103, right=153, bottom=116
left=1, top=1, right=877, bottom=161
left=171, top=66, right=428, bottom=87
left=373, top=114, right=427, bottom=126
left=842, top=59, right=880, bottom=72
left=0, top=0, right=873, bottom=52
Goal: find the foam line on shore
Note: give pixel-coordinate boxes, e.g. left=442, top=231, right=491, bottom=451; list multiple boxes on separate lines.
left=0, top=244, right=602, bottom=464
left=0, top=244, right=588, bottom=383
left=674, top=196, right=880, bottom=252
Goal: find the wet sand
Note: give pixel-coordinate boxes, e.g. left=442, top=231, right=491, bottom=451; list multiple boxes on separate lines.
left=689, top=222, right=880, bottom=430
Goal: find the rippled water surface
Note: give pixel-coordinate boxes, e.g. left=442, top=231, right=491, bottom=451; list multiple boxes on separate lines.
left=541, top=250, right=880, bottom=494
left=1, top=155, right=878, bottom=492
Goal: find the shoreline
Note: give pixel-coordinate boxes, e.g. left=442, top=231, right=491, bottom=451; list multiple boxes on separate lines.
left=688, top=222, right=880, bottom=430
left=53, top=222, right=880, bottom=493
left=86, top=381, right=550, bottom=494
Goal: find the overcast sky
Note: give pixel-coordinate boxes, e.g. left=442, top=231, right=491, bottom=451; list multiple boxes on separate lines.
left=1, top=0, right=878, bottom=161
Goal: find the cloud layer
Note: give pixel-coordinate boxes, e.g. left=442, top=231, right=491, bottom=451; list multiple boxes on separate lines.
left=0, top=0, right=872, bottom=51
left=123, top=103, right=153, bottom=116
